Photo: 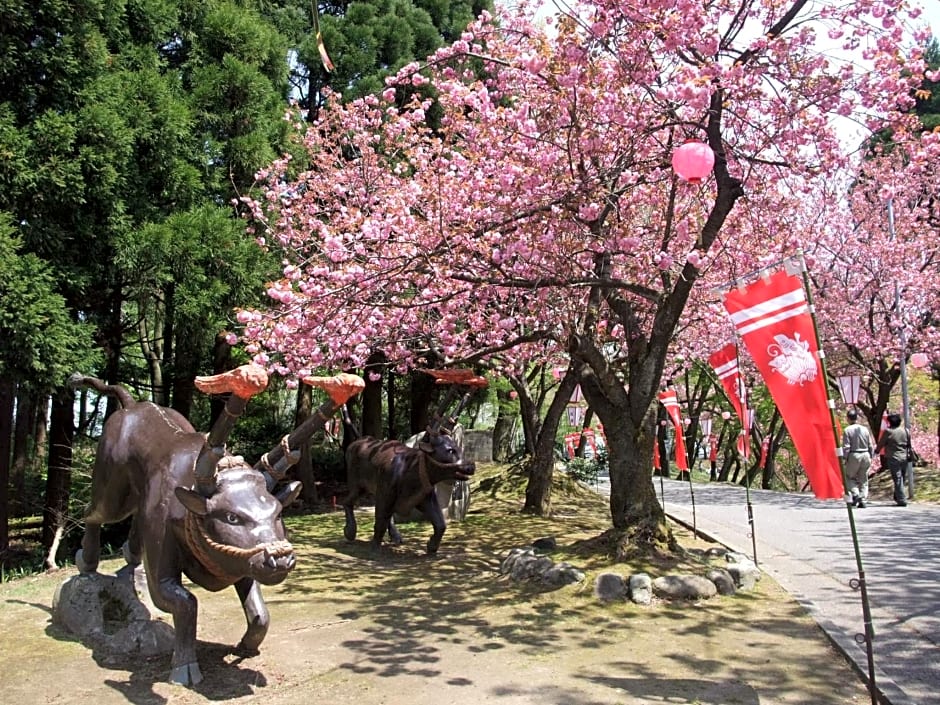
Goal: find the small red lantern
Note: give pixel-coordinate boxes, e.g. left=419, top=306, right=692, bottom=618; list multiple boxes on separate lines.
left=671, top=141, right=715, bottom=183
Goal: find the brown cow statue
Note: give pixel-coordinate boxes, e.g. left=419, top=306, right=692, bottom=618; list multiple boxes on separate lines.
left=69, top=367, right=364, bottom=686
left=343, top=428, right=475, bottom=554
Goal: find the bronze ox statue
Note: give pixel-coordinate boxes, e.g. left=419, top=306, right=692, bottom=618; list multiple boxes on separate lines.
left=70, top=366, right=364, bottom=686
left=343, top=428, right=475, bottom=555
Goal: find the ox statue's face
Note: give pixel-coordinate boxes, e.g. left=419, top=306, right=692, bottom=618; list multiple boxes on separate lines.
left=418, top=431, right=475, bottom=481
left=175, top=467, right=302, bottom=585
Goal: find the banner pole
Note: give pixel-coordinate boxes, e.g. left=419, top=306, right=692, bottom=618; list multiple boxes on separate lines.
left=705, top=351, right=759, bottom=565
left=738, top=431, right=759, bottom=566
left=796, top=251, right=878, bottom=705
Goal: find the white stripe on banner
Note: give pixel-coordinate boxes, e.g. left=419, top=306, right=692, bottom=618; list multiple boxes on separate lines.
left=712, top=359, right=738, bottom=378
left=728, top=287, right=805, bottom=327
left=660, top=392, right=678, bottom=408
left=729, top=288, right=808, bottom=337
left=735, top=303, right=807, bottom=336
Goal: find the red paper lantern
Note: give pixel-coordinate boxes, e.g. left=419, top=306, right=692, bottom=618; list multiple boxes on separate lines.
left=671, top=141, right=715, bottom=183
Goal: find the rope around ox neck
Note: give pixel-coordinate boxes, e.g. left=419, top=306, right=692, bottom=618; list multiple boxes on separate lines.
left=184, top=511, right=293, bottom=581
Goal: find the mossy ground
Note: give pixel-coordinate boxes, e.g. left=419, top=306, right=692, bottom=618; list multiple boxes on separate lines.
left=0, top=463, right=873, bottom=704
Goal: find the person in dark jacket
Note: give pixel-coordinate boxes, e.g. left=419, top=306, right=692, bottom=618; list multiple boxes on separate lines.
left=874, top=412, right=911, bottom=506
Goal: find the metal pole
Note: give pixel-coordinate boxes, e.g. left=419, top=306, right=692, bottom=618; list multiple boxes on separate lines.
left=888, top=199, right=914, bottom=499
left=799, top=250, right=878, bottom=705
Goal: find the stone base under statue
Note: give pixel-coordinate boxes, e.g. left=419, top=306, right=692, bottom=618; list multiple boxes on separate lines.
left=52, top=567, right=174, bottom=657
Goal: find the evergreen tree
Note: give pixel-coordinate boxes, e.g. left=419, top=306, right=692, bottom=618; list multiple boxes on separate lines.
left=272, top=0, right=492, bottom=119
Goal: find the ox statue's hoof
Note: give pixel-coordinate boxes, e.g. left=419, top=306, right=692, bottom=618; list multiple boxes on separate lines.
left=74, top=549, right=98, bottom=574
left=169, top=661, right=204, bottom=687
left=234, top=639, right=262, bottom=657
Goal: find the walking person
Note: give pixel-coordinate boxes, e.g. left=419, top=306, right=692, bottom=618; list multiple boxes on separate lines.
left=841, top=409, right=874, bottom=508
left=873, top=412, right=911, bottom=506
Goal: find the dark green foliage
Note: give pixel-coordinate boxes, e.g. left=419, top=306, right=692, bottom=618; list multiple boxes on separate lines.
left=915, top=37, right=940, bottom=131
left=867, top=36, right=940, bottom=154
left=0, top=219, right=97, bottom=392
left=565, top=449, right=608, bottom=486
left=289, top=0, right=493, bottom=117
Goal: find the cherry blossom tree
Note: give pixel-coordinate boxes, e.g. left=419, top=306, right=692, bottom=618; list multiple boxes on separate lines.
left=801, top=127, right=940, bottom=460
left=239, top=0, right=928, bottom=553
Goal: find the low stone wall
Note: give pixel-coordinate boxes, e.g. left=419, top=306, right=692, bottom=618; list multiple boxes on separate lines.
left=501, top=540, right=761, bottom=605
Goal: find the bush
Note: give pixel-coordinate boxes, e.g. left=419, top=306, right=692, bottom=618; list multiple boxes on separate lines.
left=565, top=448, right=608, bottom=484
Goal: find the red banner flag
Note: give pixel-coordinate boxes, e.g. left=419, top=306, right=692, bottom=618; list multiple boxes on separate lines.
left=708, top=344, right=750, bottom=459
left=658, top=389, right=689, bottom=471
left=709, top=343, right=746, bottom=420
left=758, top=436, right=770, bottom=469
left=722, top=268, right=843, bottom=499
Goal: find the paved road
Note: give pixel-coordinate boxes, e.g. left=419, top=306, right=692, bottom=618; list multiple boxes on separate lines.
left=599, top=477, right=940, bottom=705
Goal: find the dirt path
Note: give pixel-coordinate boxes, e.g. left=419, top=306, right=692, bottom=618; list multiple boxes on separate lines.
left=0, top=473, right=873, bottom=705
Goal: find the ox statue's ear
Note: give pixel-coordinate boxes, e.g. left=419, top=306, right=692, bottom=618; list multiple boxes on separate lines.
left=418, top=441, right=435, bottom=454
left=275, top=480, right=302, bottom=509
left=175, top=486, right=209, bottom=516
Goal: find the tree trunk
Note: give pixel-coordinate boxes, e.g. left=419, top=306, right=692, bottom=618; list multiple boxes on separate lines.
left=103, top=288, right=124, bottom=417
left=386, top=369, right=396, bottom=439
left=510, top=377, right=540, bottom=455
left=171, top=346, right=196, bottom=419
left=575, top=339, right=675, bottom=554
left=42, top=389, right=74, bottom=560
left=293, top=383, right=318, bottom=504
left=605, top=407, right=667, bottom=532
left=522, top=364, right=581, bottom=515
left=208, top=331, right=232, bottom=427
left=491, top=387, right=515, bottom=462
left=33, top=396, right=47, bottom=460
left=139, top=301, right=166, bottom=406
left=11, top=385, right=33, bottom=514
left=162, top=280, right=176, bottom=408
left=575, top=408, right=595, bottom=457
left=361, top=355, right=384, bottom=438
left=409, top=369, right=436, bottom=436
left=0, top=377, right=14, bottom=552
left=655, top=404, right=671, bottom=478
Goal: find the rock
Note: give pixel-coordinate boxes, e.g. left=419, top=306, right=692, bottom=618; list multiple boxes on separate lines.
left=532, top=536, right=557, bottom=551
left=500, top=548, right=534, bottom=575
left=628, top=573, right=653, bottom=605
left=652, top=574, right=718, bottom=600
left=509, top=552, right=553, bottom=581
left=503, top=547, right=583, bottom=587
left=705, top=546, right=729, bottom=559
left=707, top=568, right=737, bottom=595
left=594, top=572, right=627, bottom=601
left=542, top=562, right=585, bottom=587
left=726, top=561, right=761, bottom=591
left=52, top=573, right=174, bottom=656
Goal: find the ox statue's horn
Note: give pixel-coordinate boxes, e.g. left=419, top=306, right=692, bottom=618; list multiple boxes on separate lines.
left=192, top=364, right=269, bottom=496
left=254, top=373, right=365, bottom=489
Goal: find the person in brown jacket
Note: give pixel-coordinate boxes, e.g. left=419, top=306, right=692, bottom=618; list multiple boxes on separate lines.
left=841, top=409, right=874, bottom=508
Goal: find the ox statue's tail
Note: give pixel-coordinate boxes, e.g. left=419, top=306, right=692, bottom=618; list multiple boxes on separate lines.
left=68, top=373, right=136, bottom=410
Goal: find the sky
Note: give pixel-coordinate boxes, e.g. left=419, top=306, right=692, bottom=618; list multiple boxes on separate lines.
left=915, top=0, right=940, bottom=37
